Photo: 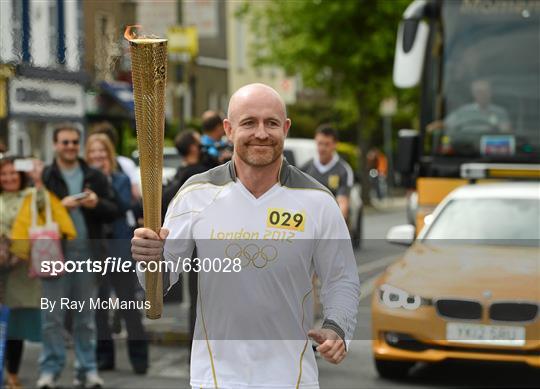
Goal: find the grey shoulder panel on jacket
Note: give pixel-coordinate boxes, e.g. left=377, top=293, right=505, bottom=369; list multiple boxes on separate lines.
left=179, top=158, right=333, bottom=197
left=281, top=163, right=333, bottom=196
left=181, top=162, right=234, bottom=188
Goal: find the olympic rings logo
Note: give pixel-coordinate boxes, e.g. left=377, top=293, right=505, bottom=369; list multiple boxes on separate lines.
left=225, top=243, right=278, bottom=269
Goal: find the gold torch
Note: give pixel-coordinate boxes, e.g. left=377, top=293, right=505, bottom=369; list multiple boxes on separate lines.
left=125, top=26, right=167, bottom=319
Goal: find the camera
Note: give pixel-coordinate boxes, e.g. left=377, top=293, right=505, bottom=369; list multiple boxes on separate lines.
left=14, top=158, right=34, bottom=172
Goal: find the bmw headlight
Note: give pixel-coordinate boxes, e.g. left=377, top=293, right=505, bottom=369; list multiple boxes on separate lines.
left=378, top=284, right=427, bottom=310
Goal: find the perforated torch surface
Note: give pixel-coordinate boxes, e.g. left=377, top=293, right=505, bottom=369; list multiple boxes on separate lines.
left=130, top=39, right=168, bottom=319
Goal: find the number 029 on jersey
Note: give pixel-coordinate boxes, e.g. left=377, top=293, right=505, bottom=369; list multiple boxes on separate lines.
left=266, top=208, right=306, bottom=231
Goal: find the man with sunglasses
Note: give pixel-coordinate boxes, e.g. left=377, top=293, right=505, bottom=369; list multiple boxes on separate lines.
left=39, top=123, right=118, bottom=389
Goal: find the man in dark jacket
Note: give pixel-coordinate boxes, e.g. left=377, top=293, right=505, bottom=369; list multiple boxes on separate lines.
left=162, top=130, right=207, bottom=217
left=200, top=111, right=232, bottom=168
left=38, top=123, right=118, bottom=389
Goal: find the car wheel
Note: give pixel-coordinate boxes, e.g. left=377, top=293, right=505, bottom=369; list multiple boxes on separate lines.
left=351, top=208, right=363, bottom=249
left=374, top=358, right=414, bottom=379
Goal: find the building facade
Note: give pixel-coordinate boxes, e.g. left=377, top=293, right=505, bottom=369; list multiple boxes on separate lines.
left=134, top=0, right=229, bottom=126
left=0, top=0, right=87, bottom=163
left=225, top=1, right=297, bottom=105
left=82, top=0, right=137, bottom=151
left=186, top=0, right=229, bottom=118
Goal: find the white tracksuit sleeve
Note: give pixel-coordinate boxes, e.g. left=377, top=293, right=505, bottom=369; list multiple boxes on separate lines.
left=313, top=195, right=360, bottom=348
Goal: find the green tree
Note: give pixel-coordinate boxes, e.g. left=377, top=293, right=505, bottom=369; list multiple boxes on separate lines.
left=242, top=0, right=413, bottom=203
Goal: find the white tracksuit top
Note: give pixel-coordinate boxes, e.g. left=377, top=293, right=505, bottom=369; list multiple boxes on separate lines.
left=138, top=158, right=360, bottom=389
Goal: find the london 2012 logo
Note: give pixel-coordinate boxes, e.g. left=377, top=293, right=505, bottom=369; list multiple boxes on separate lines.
left=225, top=243, right=278, bottom=269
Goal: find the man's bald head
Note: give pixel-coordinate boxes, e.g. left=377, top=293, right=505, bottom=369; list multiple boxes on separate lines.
left=227, top=83, right=287, bottom=122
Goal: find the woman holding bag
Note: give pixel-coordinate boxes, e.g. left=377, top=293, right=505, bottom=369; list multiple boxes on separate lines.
left=0, top=156, right=43, bottom=389
left=85, top=134, right=148, bottom=374
left=0, top=156, right=76, bottom=389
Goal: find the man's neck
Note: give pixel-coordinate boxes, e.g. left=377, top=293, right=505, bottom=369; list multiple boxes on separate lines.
left=234, top=155, right=281, bottom=198
left=317, top=152, right=338, bottom=166
left=319, top=155, right=332, bottom=165
left=57, top=157, right=79, bottom=171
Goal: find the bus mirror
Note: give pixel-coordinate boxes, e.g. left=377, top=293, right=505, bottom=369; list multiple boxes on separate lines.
left=396, top=129, right=419, bottom=174
left=393, top=0, right=431, bottom=88
left=393, top=19, right=429, bottom=88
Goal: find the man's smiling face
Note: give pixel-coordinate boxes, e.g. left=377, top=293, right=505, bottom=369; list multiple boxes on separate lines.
left=224, top=84, right=291, bottom=167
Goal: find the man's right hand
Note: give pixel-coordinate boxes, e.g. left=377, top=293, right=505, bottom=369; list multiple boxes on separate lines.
left=131, top=228, right=169, bottom=262
left=61, top=195, right=81, bottom=210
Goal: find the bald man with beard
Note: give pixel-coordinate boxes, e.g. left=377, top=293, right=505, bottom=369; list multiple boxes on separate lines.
left=132, top=84, right=360, bottom=389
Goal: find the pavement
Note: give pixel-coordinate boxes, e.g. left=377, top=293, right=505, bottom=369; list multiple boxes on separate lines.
left=16, top=299, right=193, bottom=388
left=18, top=338, right=191, bottom=389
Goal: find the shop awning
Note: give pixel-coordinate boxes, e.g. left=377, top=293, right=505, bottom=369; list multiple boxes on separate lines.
left=100, top=81, right=134, bottom=115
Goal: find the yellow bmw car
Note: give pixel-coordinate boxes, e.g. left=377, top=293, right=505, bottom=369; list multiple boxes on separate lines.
left=371, top=182, right=540, bottom=379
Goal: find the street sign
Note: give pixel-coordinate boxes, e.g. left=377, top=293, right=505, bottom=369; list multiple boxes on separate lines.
left=167, top=26, right=198, bottom=58
left=9, top=77, right=85, bottom=119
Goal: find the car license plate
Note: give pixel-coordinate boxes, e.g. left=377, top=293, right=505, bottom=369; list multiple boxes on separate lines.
left=446, top=323, right=525, bottom=346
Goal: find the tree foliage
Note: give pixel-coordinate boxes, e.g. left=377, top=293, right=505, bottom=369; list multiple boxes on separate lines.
left=243, top=0, right=416, bottom=140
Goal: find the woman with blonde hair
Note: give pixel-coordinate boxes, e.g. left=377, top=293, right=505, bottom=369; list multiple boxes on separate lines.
left=84, top=134, right=148, bottom=374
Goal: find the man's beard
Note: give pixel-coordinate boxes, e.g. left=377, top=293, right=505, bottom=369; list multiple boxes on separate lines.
left=236, top=139, right=283, bottom=167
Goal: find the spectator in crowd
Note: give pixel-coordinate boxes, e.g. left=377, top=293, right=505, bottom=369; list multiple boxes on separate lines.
left=90, top=122, right=141, bottom=232
left=85, top=134, right=148, bottom=375
left=200, top=111, right=232, bottom=167
left=367, top=147, right=388, bottom=200
left=90, top=121, right=141, bottom=202
left=1, top=156, right=75, bottom=389
left=162, top=130, right=207, bottom=217
left=1, top=158, right=38, bottom=388
left=39, top=123, right=118, bottom=389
